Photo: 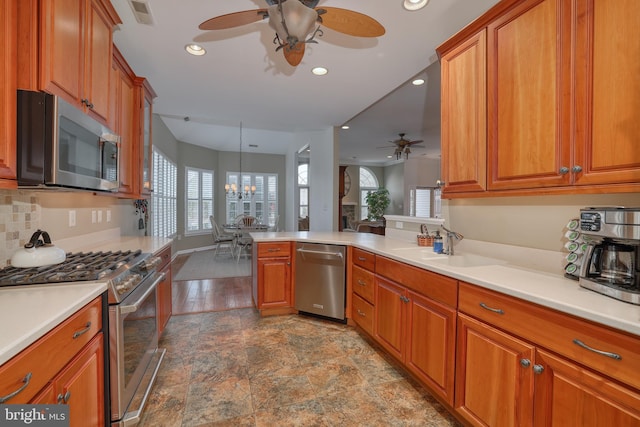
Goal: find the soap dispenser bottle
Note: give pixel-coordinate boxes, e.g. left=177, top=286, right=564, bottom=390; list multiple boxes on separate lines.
left=433, top=230, right=443, bottom=253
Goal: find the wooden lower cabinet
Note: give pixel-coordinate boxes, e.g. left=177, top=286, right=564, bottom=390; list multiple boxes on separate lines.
left=31, top=334, right=105, bottom=427
left=456, top=284, right=640, bottom=427
left=157, top=264, right=172, bottom=336
left=155, top=245, right=172, bottom=337
left=533, top=349, right=640, bottom=427
left=255, top=242, right=292, bottom=314
left=455, top=313, right=535, bottom=427
left=374, top=275, right=456, bottom=405
left=0, top=297, right=105, bottom=426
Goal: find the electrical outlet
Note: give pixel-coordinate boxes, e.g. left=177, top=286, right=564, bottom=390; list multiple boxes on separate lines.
left=91, top=210, right=97, bottom=224
left=106, top=209, right=111, bottom=223
left=97, top=210, right=103, bottom=223
left=68, top=210, right=76, bottom=227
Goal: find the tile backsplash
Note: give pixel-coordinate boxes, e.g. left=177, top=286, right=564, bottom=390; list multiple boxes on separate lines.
left=0, top=190, right=42, bottom=267
left=1, top=189, right=135, bottom=267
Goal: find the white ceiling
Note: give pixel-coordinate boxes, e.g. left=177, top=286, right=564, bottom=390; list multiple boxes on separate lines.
left=110, top=0, right=499, bottom=165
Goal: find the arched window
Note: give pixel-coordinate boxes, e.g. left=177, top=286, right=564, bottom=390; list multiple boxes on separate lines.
left=359, top=167, right=379, bottom=219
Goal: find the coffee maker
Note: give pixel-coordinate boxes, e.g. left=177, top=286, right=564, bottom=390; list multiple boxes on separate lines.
left=578, top=207, right=640, bottom=304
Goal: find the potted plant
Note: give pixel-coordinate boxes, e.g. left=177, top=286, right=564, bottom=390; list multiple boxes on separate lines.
left=365, top=188, right=390, bottom=221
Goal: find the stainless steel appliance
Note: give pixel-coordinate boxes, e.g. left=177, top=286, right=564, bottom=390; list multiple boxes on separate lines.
left=295, top=242, right=347, bottom=321
left=17, top=89, right=120, bottom=192
left=578, top=207, right=640, bottom=304
left=0, top=250, right=165, bottom=426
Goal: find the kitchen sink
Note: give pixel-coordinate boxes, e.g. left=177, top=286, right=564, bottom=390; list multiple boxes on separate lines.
left=427, top=253, right=507, bottom=268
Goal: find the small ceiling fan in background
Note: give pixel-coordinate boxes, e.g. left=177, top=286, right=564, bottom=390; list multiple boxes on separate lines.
left=379, top=133, right=425, bottom=160
left=198, top=0, right=385, bottom=66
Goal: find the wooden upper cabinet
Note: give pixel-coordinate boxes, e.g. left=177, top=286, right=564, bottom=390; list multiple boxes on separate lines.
left=40, top=0, right=120, bottom=125
left=0, top=0, right=17, bottom=185
left=573, top=0, right=640, bottom=186
left=112, top=49, right=137, bottom=196
left=487, top=0, right=572, bottom=190
left=439, top=29, right=487, bottom=194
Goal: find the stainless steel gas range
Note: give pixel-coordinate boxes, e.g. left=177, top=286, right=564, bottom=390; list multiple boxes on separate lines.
left=0, top=250, right=165, bottom=426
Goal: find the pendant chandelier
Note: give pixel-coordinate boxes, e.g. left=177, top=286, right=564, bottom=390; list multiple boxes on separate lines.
left=225, top=122, right=256, bottom=200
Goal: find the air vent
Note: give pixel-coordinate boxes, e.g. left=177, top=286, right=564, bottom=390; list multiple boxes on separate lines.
left=128, top=0, right=155, bottom=25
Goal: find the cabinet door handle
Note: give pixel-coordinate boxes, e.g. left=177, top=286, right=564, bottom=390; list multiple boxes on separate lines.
left=572, top=165, right=583, bottom=173
left=520, top=358, right=531, bottom=368
left=72, top=322, right=92, bottom=339
left=559, top=166, right=570, bottom=175
left=533, top=364, right=544, bottom=374
left=57, top=390, right=71, bottom=404
left=479, top=302, right=504, bottom=315
left=0, top=372, right=32, bottom=403
left=357, top=280, right=367, bottom=286
left=573, top=339, right=622, bottom=360
left=357, top=309, right=366, bottom=317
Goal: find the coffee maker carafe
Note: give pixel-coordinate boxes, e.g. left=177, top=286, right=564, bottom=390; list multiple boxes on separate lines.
left=578, top=207, right=640, bottom=305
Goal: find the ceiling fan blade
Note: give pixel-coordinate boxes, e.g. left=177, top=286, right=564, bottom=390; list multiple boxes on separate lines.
left=283, top=43, right=305, bottom=66
left=199, top=9, right=268, bottom=30
left=317, top=7, right=385, bottom=37
left=408, top=140, right=424, bottom=145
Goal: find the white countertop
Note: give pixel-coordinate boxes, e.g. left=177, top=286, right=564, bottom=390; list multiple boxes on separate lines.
left=0, top=234, right=172, bottom=366
left=0, top=282, right=107, bottom=365
left=252, top=231, right=640, bottom=336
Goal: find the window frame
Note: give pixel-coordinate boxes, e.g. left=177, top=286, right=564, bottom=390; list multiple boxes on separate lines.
left=151, top=148, right=177, bottom=238
left=225, top=172, right=278, bottom=227
left=359, top=167, right=379, bottom=220
left=185, top=166, right=214, bottom=235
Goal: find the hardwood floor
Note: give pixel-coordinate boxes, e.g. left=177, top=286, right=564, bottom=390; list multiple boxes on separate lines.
left=171, top=253, right=253, bottom=315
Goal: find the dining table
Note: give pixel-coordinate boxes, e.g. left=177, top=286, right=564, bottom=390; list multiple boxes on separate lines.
left=222, top=223, right=269, bottom=259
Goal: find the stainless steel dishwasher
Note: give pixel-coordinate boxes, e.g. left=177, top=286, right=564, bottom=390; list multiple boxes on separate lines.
left=295, top=242, right=347, bottom=321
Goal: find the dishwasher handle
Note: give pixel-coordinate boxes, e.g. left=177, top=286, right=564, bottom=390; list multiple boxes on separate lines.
left=296, top=248, right=344, bottom=260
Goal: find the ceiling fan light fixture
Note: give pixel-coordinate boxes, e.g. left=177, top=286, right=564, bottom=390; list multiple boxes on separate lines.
left=268, top=0, right=318, bottom=45
left=185, top=44, right=206, bottom=56
left=403, top=0, right=429, bottom=11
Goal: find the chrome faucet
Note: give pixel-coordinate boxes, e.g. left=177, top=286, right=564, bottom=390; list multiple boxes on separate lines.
left=441, top=225, right=463, bottom=255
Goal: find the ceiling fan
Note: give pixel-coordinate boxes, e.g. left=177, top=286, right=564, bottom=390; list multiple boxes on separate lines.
left=198, top=0, right=385, bottom=66
left=379, top=133, right=425, bottom=160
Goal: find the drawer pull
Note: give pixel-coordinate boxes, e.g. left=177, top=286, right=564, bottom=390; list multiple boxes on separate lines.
left=268, top=248, right=281, bottom=252
left=357, top=309, right=366, bottom=317
left=573, top=339, right=622, bottom=360
left=0, top=372, right=32, bottom=403
left=358, top=257, right=367, bottom=261
left=479, top=302, right=504, bottom=315
left=357, top=280, right=367, bottom=286
left=73, top=322, right=92, bottom=339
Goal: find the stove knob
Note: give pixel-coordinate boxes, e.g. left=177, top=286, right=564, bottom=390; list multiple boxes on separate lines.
left=145, top=256, right=162, bottom=270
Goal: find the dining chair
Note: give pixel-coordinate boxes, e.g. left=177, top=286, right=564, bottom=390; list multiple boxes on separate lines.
left=210, top=216, right=236, bottom=258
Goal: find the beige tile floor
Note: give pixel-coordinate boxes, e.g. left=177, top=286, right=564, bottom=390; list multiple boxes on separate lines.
left=139, top=309, right=462, bottom=427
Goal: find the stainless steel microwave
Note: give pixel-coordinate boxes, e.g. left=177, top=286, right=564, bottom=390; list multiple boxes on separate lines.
left=17, top=90, right=121, bottom=192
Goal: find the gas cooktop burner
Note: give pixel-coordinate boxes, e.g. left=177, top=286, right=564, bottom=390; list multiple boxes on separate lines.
left=0, top=250, right=142, bottom=287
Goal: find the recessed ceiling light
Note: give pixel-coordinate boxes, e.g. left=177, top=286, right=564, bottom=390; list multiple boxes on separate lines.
left=341, top=125, right=350, bottom=130
left=403, top=0, right=429, bottom=11
left=311, top=67, right=328, bottom=76
left=387, top=155, right=393, bottom=159
left=412, top=78, right=425, bottom=86
left=185, top=44, right=206, bottom=56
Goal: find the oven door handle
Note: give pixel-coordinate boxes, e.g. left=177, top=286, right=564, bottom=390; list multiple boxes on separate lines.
left=119, top=272, right=165, bottom=315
